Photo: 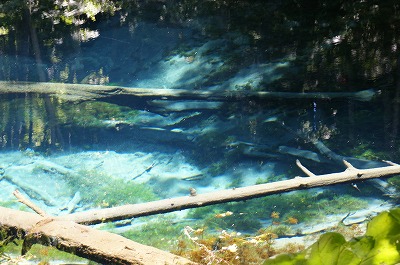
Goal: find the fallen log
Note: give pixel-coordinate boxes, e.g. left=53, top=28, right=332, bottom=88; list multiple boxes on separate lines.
left=61, top=160, right=400, bottom=225
left=0, top=206, right=195, bottom=265
left=0, top=81, right=378, bottom=102
left=274, top=120, right=397, bottom=194
left=0, top=172, right=57, bottom=206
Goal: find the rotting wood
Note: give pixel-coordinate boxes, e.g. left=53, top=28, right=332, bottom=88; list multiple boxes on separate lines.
left=0, top=207, right=195, bottom=265
left=0, top=81, right=378, bottom=102
left=61, top=160, right=400, bottom=225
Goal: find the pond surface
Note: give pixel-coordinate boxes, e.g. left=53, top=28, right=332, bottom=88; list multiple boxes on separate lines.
left=1, top=0, right=400, bottom=263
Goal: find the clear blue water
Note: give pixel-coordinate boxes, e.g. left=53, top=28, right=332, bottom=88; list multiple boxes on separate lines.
left=0, top=0, right=400, bottom=259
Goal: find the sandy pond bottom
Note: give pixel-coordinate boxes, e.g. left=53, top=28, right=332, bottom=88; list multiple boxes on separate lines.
left=0, top=149, right=395, bottom=264
left=0, top=148, right=278, bottom=213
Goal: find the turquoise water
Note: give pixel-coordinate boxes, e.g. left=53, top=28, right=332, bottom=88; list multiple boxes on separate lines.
left=1, top=1, right=400, bottom=262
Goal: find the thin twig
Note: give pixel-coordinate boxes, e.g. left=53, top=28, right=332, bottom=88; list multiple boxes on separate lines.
left=383, top=160, right=399, bottom=166
left=131, top=162, right=157, bottom=180
left=296, top=159, right=316, bottom=177
left=343, top=160, right=356, bottom=170
left=13, top=189, right=49, bottom=217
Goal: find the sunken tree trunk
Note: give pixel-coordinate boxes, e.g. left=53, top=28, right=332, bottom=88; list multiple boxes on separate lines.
left=1, top=160, right=400, bottom=263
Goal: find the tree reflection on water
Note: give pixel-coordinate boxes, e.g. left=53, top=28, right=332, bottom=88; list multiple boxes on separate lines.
left=0, top=0, right=399, bottom=155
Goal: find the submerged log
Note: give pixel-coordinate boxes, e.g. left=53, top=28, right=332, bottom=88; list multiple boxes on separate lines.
left=0, top=206, right=195, bottom=265
left=0, top=173, right=57, bottom=206
left=0, top=81, right=378, bottom=103
left=2, top=160, right=399, bottom=264
left=62, top=160, right=400, bottom=225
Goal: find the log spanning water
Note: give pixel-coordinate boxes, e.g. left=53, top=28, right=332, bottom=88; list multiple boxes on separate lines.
left=62, top=160, right=400, bottom=225
left=0, top=81, right=378, bottom=102
left=0, top=206, right=195, bottom=265
left=1, top=160, right=398, bottom=264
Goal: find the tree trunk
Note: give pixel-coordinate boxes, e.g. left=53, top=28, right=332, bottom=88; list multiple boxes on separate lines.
left=0, top=207, right=195, bottom=265
left=0, top=81, right=378, bottom=104
left=61, top=160, right=400, bottom=225
left=2, top=160, right=399, bottom=264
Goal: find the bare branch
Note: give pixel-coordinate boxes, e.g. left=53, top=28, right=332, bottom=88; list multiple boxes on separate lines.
left=296, top=159, right=316, bottom=177
left=13, top=189, right=49, bottom=217
left=61, top=161, right=400, bottom=225
left=343, top=160, right=357, bottom=170
left=383, top=160, right=399, bottom=166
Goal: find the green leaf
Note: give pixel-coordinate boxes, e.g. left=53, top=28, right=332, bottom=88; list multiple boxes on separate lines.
left=389, top=208, right=400, bottom=225
left=336, top=246, right=361, bottom=265
left=360, top=238, right=400, bottom=265
left=307, top=232, right=346, bottom=265
left=343, top=210, right=400, bottom=265
left=349, top=236, right=374, bottom=255
left=346, top=236, right=374, bottom=264
left=366, top=211, right=400, bottom=239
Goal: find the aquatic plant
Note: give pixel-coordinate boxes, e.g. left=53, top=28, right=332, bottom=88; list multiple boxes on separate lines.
left=120, top=215, right=190, bottom=251
left=285, top=217, right=298, bottom=225
left=256, top=174, right=288, bottom=184
left=271, top=211, right=280, bottom=219
left=59, top=101, right=139, bottom=128
left=174, top=226, right=276, bottom=264
left=388, top=176, right=400, bottom=198
left=188, top=205, right=262, bottom=232
left=0, top=238, right=88, bottom=264
left=0, top=200, right=21, bottom=209
left=207, top=161, right=228, bottom=176
left=188, top=190, right=368, bottom=234
left=348, top=142, right=389, bottom=161
left=264, top=208, right=400, bottom=265
left=65, top=169, right=157, bottom=207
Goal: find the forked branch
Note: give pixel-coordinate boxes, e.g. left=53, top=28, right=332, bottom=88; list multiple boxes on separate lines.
left=1, top=160, right=399, bottom=264
left=62, top=160, right=400, bottom=225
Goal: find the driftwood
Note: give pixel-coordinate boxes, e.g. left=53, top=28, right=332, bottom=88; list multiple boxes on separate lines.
left=0, top=81, right=378, bottom=103
left=0, top=200, right=194, bottom=264
left=2, top=160, right=400, bottom=264
left=61, top=160, right=400, bottom=225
